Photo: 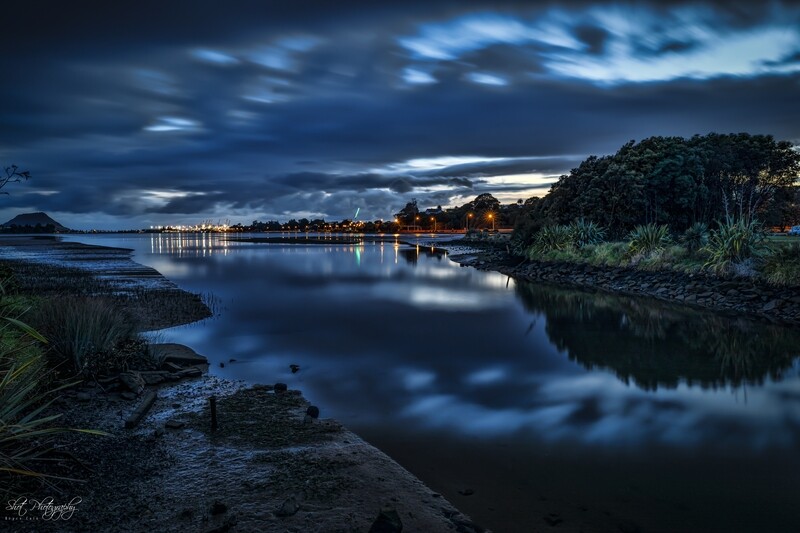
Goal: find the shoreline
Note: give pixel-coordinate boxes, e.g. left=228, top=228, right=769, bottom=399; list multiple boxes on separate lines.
left=438, top=239, right=800, bottom=327
left=2, top=236, right=484, bottom=532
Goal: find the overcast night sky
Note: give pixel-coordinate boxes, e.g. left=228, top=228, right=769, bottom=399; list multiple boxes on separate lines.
left=2, top=1, right=800, bottom=230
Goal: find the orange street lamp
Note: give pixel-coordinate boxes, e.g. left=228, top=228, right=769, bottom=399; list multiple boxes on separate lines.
left=466, top=212, right=473, bottom=232
left=488, top=213, right=495, bottom=231
left=431, top=216, right=436, bottom=232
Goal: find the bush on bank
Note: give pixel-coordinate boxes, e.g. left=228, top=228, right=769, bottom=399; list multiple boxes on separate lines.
left=521, top=218, right=800, bottom=286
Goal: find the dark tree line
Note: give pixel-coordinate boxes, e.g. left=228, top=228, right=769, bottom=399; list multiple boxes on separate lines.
left=517, top=133, right=800, bottom=239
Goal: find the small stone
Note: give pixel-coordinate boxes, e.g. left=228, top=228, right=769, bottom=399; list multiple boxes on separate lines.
left=171, top=403, right=181, bottom=409
left=121, top=392, right=137, bottom=401
left=119, top=372, right=145, bottom=394
left=543, top=513, right=563, bottom=526
left=76, top=392, right=91, bottom=402
left=306, top=405, right=320, bottom=419
left=369, top=507, right=403, bottom=533
left=275, top=496, right=299, bottom=517
left=289, top=364, right=300, bottom=373
left=165, top=420, right=185, bottom=429
left=210, top=501, right=227, bottom=515
left=274, top=382, right=288, bottom=393
left=219, top=362, right=225, bottom=368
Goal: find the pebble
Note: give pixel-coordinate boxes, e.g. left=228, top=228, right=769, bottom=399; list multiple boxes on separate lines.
left=275, top=496, right=299, bottom=517
left=210, top=501, right=227, bottom=515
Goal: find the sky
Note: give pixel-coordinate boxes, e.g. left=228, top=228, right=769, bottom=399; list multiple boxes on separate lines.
left=2, top=1, right=800, bottom=230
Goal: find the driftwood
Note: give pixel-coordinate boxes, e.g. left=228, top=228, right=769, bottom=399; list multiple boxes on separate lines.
left=124, top=390, right=157, bottom=429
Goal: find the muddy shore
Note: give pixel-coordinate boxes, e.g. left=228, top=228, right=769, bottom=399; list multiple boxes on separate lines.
left=1, top=236, right=483, bottom=533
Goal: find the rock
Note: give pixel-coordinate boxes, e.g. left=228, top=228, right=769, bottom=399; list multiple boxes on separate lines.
left=289, top=364, right=300, bottom=373
left=161, top=362, right=183, bottom=373
left=76, top=392, right=91, bottom=402
left=141, top=373, right=165, bottom=386
left=543, top=513, right=563, bottom=526
left=303, top=415, right=314, bottom=425
left=219, top=362, right=225, bottom=368
left=210, top=501, right=227, bottom=515
left=152, top=343, right=209, bottom=366
left=119, top=372, right=145, bottom=394
left=121, top=392, right=137, bottom=401
left=165, top=419, right=185, bottom=429
left=96, top=375, right=118, bottom=385
left=306, top=405, right=320, bottom=419
left=763, top=299, right=781, bottom=311
left=274, top=382, right=288, bottom=393
left=204, top=516, right=237, bottom=533
left=178, top=367, right=203, bottom=379
left=369, top=507, right=403, bottom=533
left=275, top=496, right=299, bottom=517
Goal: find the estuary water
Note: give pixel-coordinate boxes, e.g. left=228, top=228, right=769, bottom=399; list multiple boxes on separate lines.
left=64, top=233, right=800, bottom=532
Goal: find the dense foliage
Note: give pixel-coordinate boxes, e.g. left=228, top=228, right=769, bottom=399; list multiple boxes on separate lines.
left=519, top=133, right=800, bottom=238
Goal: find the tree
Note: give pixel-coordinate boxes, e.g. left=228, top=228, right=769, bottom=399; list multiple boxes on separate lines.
left=394, top=199, right=419, bottom=227
left=1, top=165, right=30, bottom=195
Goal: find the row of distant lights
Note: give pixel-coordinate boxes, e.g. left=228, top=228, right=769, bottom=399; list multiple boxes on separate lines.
left=150, top=224, right=230, bottom=231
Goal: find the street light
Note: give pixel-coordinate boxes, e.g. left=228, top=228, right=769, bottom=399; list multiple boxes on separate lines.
left=415, top=215, right=420, bottom=232
left=465, top=212, right=473, bottom=232
left=431, top=216, right=436, bottom=232
left=488, top=213, right=495, bottom=231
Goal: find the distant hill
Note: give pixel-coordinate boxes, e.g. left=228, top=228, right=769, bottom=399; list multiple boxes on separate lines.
left=1, top=212, right=69, bottom=232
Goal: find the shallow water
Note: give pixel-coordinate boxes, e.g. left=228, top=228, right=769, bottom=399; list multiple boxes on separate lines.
left=63, top=233, right=800, bottom=532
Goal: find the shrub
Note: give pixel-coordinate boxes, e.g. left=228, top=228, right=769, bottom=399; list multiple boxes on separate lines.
left=568, top=219, right=606, bottom=248
left=586, top=242, right=628, bottom=267
left=32, top=297, right=141, bottom=375
left=704, top=217, right=766, bottom=275
left=0, top=281, right=101, bottom=486
left=682, top=222, right=709, bottom=253
left=527, top=224, right=572, bottom=257
left=628, top=224, right=671, bottom=257
left=762, top=243, right=800, bottom=286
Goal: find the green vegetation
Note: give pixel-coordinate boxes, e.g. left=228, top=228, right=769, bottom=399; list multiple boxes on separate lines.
left=627, top=223, right=671, bottom=258
left=511, top=133, right=800, bottom=286
left=518, top=133, right=800, bottom=235
left=704, top=217, right=766, bottom=275
left=32, top=297, right=148, bottom=376
left=682, top=222, right=709, bottom=254
left=0, top=281, right=102, bottom=488
left=762, top=243, right=800, bottom=286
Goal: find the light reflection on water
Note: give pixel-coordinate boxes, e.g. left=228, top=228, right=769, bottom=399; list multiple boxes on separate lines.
left=63, top=233, right=800, bottom=532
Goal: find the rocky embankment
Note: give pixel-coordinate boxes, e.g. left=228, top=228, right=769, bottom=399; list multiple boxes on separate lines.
left=449, top=245, right=800, bottom=326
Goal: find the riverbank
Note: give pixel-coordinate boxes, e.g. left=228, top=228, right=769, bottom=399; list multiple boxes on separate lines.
left=439, top=240, right=800, bottom=326
left=1, top=237, right=483, bottom=532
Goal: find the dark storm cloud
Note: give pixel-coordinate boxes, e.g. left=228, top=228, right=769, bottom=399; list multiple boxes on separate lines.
left=1, top=1, right=800, bottom=228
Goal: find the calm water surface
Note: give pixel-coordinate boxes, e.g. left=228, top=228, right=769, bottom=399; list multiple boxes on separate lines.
left=65, top=233, right=800, bottom=533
